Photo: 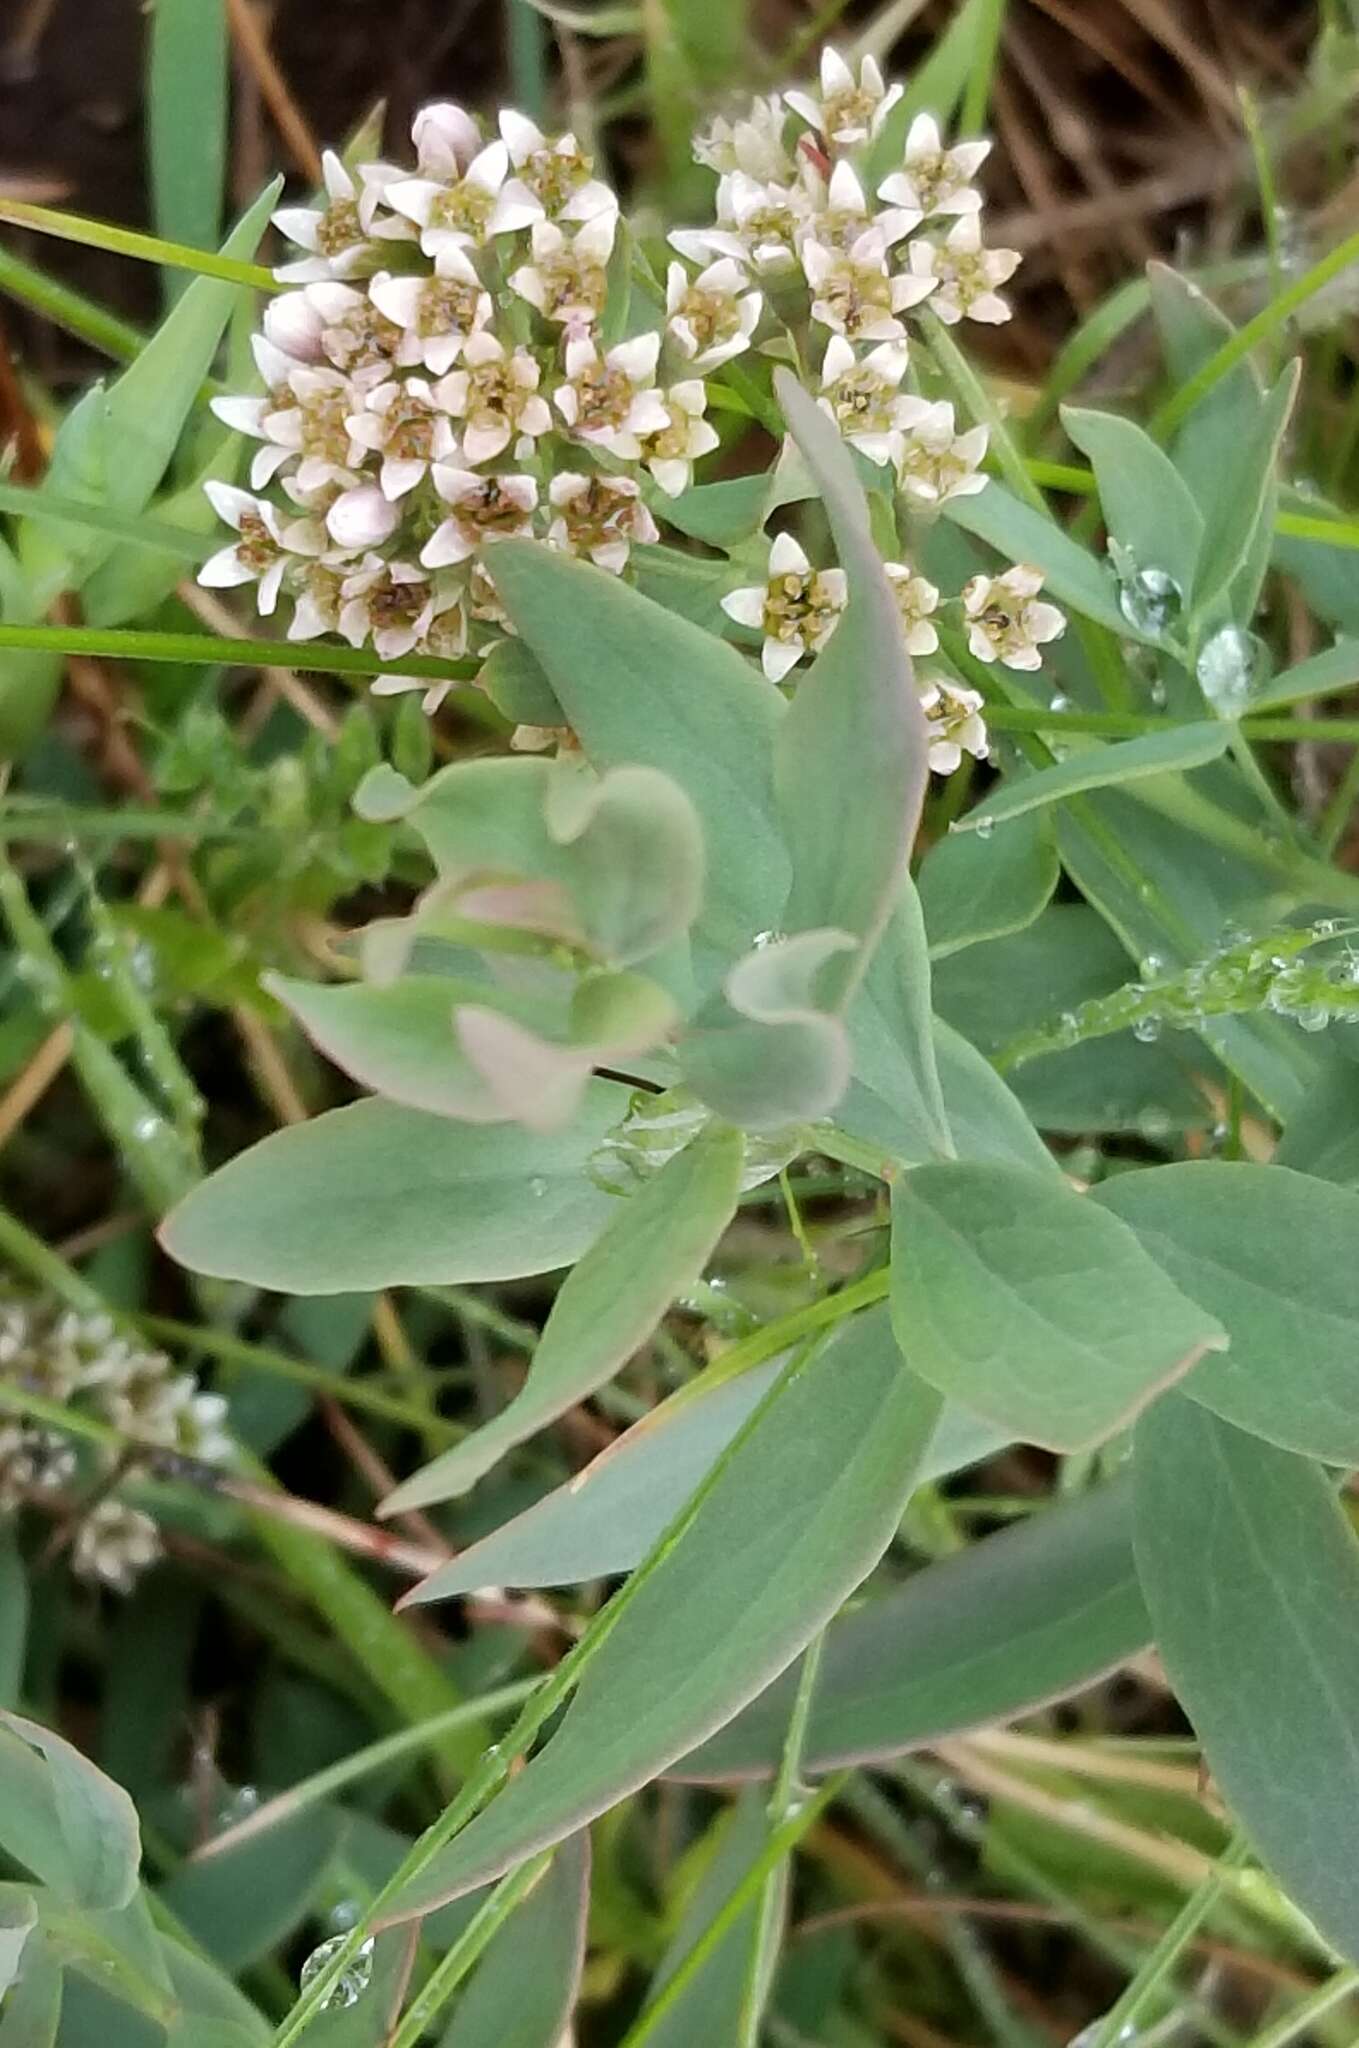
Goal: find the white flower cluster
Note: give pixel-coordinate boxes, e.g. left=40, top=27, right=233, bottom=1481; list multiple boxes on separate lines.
left=204, top=105, right=723, bottom=711
left=0, top=1294, right=231, bottom=1594
left=201, top=57, right=1063, bottom=771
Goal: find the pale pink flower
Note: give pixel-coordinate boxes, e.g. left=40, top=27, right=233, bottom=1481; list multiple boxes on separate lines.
left=784, top=49, right=903, bottom=154
left=422, top=469, right=539, bottom=567
left=637, top=381, right=720, bottom=497
left=386, top=140, right=538, bottom=257
left=963, top=565, right=1066, bottom=670
left=498, top=110, right=617, bottom=224
left=802, top=229, right=934, bottom=342
left=666, top=257, right=761, bottom=370
left=878, top=114, right=990, bottom=219
left=198, top=483, right=323, bottom=614
left=369, top=246, right=493, bottom=375
left=553, top=332, right=668, bottom=459
left=547, top=472, right=659, bottom=574
left=436, top=331, right=553, bottom=464
left=895, top=400, right=989, bottom=504
left=907, top=214, right=1020, bottom=325
left=920, top=680, right=989, bottom=774
left=721, top=531, right=848, bottom=683
left=345, top=377, right=459, bottom=499
left=509, top=215, right=616, bottom=327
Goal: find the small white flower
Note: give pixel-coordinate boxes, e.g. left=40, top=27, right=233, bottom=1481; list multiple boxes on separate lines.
left=274, top=151, right=383, bottom=283
left=369, top=246, right=493, bottom=375
left=411, top=101, right=483, bottom=180
left=510, top=215, right=616, bottom=328
left=372, top=586, right=471, bottom=713
left=73, top=1501, right=162, bottom=1595
left=422, top=468, right=539, bottom=567
left=694, top=93, right=794, bottom=182
left=963, top=565, right=1066, bottom=670
left=338, top=554, right=432, bottom=657
left=721, top=530, right=848, bottom=683
left=671, top=168, right=813, bottom=273
left=637, top=380, right=720, bottom=496
left=895, top=400, right=989, bottom=504
left=920, top=679, right=989, bottom=774
left=498, top=109, right=618, bottom=224
left=345, top=377, right=459, bottom=499
left=553, top=331, right=668, bottom=459
left=435, top=330, right=552, bottom=463
left=288, top=562, right=349, bottom=642
left=802, top=230, right=933, bottom=342
left=666, top=257, right=761, bottom=370
left=801, top=159, right=918, bottom=254
left=817, top=334, right=916, bottom=465
left=907, top=214, right=1020, bottom=326
left=548, top=472, right=659, bottom=574
left=878, top=114, right=990, bottom=219
left=883, top=563, right=940, bottom=656
left=326, top=482, right=401, bottom=554
left=285, top=280, right=405, bottom=377
left=784, top=49, right=903, bottom=154
left=262, top=289, right=327, bottom=362
left=198, top=483, right=323, bottom=614
left=213, top=350, right=366, bottom=493
left=386, top=139, right=538, bottom=257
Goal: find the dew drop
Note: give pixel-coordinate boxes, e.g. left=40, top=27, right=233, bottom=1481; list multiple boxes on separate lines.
left=1195, top=625, right=1268, bottom=718
left=1115, top=558, right=1183, bottom=639
left=298, top=1933, right=375, bottom=2012
left=1048, top=692, right=1070, bottom=714
left=1132, top=1016, right=1162, bottom=1044
left=528, top=1176, right=548, bottom=1199
left=1139, top=953, right=1165, bottom=979
left=973, top=814, right=995, bottom=841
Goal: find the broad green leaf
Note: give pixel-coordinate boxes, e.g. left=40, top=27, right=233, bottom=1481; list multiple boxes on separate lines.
left=418, top=1363, right=1009, bottom=1596
left=659, top=474, right=769, bottom=548
left=943, top=482, right=1135, bottom=636
left=0, top=1931, right=61, bottom=2048
left=928, top=1021, right=1060, bottom=1174
left=845, top=884, right=953, bottom=1162
left=1135, top=1398, right=1359, bottom=1961
left=1095, top=1160, right=1359, bottom=1463
left=485, top=539, right=790, bottom=961
left=682, top=1477, right=1146, bottom=1777
left=954, top=723, right=1229, bottom=834
left=148, top=0, right=228, bottom=274
left=680, top=929, right=856, bottom=1128
left=772, top=371, right=929, bottom=1006
left=1062, top=405, right=1204, bottom=599
left=388, top=1125, right=744, bottom=1520
left=161, top=1809, right=345, bottom=1973
left=378, top=1307, right=941, bottom=1920
left=1191, top=363, right=1299, bottom=615
left=919, top=811, right=1059, bottom=959
left=160, top=1089, right=629, bottom=1291
left=0, top=1712, right=139, bottom=1912
left=642, top=1790, right=778, bottom=2048
left=438, top=1833, right=588, bottom=2048
left=1275, top=1063, right=1359, bottom=1184
left=890, top=1162, right=1226, bottom=1449
left=1149, top=263, right=1260, bottom=511
left=478, top=635, right=566, bottom=727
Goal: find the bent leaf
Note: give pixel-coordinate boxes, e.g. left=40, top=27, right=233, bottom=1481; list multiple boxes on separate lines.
left=0, top=1711, right=139, bottom=1912
left=1062, top=405, right=1204, bottom=599
left=377, top=1307, right=940, bottom=1921
left=772, top=371, right=928, bottom=1006
left=919, top=810, right=1059, bottom=959
left=681, top=929, right=857, bottom=1128
left=682, top=1477, right=1146, bottom=1778
left=1096, top=1160, right=1359, bottom=1464
left=161, top=1090, right=629, bottom=1291
left=1135, top=1399, right=1359, bottom=1962
left=387, top=1124, right=745, bottom=1519
left=890, top=1162, right=1226, bottom=1449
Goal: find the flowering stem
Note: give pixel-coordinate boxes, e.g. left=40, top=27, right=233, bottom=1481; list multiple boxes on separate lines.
left=0, top=198, right=276, bottom=290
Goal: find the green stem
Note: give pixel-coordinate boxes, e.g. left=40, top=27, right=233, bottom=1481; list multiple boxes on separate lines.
left=385, top=1854, right=552, bottom=2048
left=1241, top=1969, right=1359, bottom=2048
left=1086, top=1835, right=1252, bottom=2048
left=0, top=621, right=477, bottom=686
left=0, top=197, right=275, bottom=290
left=959, top=0, right=1008, bottom=136
left=0, top=245, right=145, bottom=361
left=737, top=1632, right=828, bottom=2046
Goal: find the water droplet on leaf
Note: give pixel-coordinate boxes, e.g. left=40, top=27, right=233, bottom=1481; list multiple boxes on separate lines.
left=1196, top=625, right=1268, bottom=718
left=1132, top=1016, right=1162, bottom=1044
left=299, top=1934, right=374, bottom=2011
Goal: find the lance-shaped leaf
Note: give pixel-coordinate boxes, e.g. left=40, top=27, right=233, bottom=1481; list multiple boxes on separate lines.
left=920, top=809, right=1059, bottom=960
left=680, top=1476, right=1146, bottom=1778
left=951, top=723, right=1229, bottom=835
left=355, top=756, right=703, bottom=970
left=1190, top=362, right=1299, bottom=616
left=0, top=1711, right=139, bottom=1912
left=1096, top=1160, right=1359, bottom=1464
left=438, top=1833, right=589, bottom=2048
left=680, top=929, right=857, bottom=1129
left=387, top=1124, right=745, bottom=1520
left=771, top=370, right=929, bottom=1008
left=890, top=1162, right=1226, bottom=1449
left=483, top=540, right=790, bottom=960
left=161, top=1088, right=629, bottom=1291
left=403, top=1362, right=1009, bottom=1595
left=376, top=1307, right=941, bottom=1922
left=845, top=872, right=952, bottom=1162
left=1062, top=406, right=1204, bottom=600
left=1135, top=1398, right=1359, bottom=1962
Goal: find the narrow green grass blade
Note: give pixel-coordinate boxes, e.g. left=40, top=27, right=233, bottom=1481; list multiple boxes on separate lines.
left=148, top=0, right=228, bottom=291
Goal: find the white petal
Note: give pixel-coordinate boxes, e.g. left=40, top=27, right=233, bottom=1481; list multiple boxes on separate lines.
left=650, top=458, right=691, bottom=497
left=827, top=160, right=866, bottom=212
left=498, top=107, right=547, bottom=162
left=721, top=586, right=766, bottom=628
left=327, top=485, right=399, bottom=551
left=820, top=333, right=855, bottom=382
left=322, top=149, right=354, bottom=200
left=820, top=47, right=854, bottom=92
left=381, top=456, right=428, bottom=499
left=968, top=292, right=1011, bottom=325
left=906, top=113, right=942, bottom=159
left=211, top=395, right=268, bottom=437
left=763, top=639, right=803, bottom=682
left=385, top=178, right=441, bottom=226
left=769, top=531, right=810, bottom=575
left=272, top=206, right=322, bottom=251
left=197, top=545, right=251, bottom=589
left=462, top=421, right=512, bottom=464
left=202, top=481, right=257, bottom=528
left=258, top=559, right=287, bottom=614
left=421, top=520, right=473, bottom=568
left=368, top=272, right=424, bottom=327
left=466, top=139, right=510, bottom=193
left=612, top=331, right=661, bottom=382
